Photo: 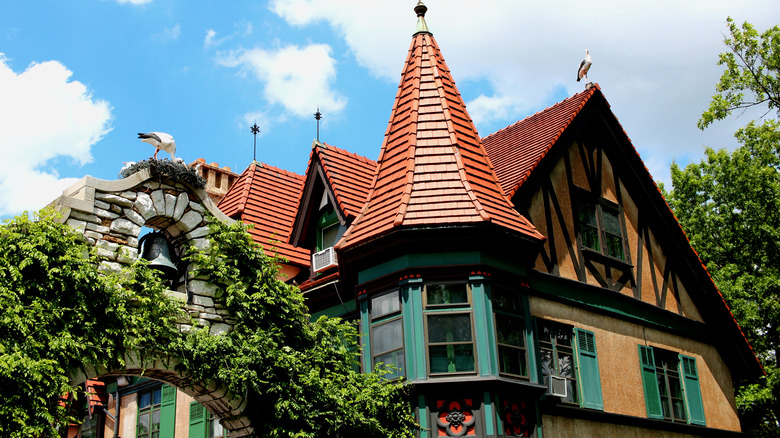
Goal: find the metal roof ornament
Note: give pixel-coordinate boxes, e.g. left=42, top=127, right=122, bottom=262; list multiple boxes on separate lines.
left=250, top=122, right=260, bottom=162
left=414, top=1, right=430, bottom=35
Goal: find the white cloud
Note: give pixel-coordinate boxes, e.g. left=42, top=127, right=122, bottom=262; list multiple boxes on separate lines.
left=466, top=95, right=523, bottom=127
left=217, top=44, right=346, bottom=118
left=268, top=0, right=780, bottom=187
left=0, top=55, right=112, bottom=215
left=116, top=0, right=153, bottom=5
left=204, top=22, right=253, bottom=49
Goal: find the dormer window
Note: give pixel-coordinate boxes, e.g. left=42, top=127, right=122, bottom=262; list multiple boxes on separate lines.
left=316, top=206, right=339, bottom=252
left=576, top=194, right=625, bottom=260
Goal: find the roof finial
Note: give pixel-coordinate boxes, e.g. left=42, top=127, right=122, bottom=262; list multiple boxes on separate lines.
left=250, top=122, right=260, bottom=163
left=414, top=1, right=429, bottom=35
left=314, top=106, right=322, bottom=142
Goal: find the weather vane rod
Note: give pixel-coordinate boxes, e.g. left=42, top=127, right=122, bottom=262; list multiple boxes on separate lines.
left=250, top=122, right=260, bottom=162
left=314, top=106, right=322, bottom=142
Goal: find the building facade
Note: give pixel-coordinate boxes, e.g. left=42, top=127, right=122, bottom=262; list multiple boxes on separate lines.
left=68, top=2, right=760, bottom=437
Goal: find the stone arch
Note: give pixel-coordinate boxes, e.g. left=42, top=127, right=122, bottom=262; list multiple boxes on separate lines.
left=50, top=166, right=253, bottom=436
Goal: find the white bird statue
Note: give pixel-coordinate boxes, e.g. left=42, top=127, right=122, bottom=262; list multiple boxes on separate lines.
left=577, top=49, right=592, bottom=83
left=138, top=132, right=176, bottom=160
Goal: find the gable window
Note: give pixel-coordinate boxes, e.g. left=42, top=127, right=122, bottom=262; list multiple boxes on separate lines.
left=493, top=286, right=528, bottom=378
left=137, top=384, right=176, bottom=438
left=424, top=283, right=476, bottom=375
left=638, top=345, right=705, bottom=425
left=537, top=321, right=604, bottom=410
left=576, top=196, right=625, bottom=260
left=370, top=290, right=404, bottom=378
left=316, top=207, right=339, bottom=252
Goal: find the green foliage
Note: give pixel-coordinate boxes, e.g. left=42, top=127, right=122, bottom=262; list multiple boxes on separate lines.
left=0, top=211, right=417, bottom=437
left=670, top=17, right=780, bottom=436
left=699, top=18, right=780, bottom=130
left=0, top=210, right=180, bottom=437
left=180, top=218, right=418, bottom=438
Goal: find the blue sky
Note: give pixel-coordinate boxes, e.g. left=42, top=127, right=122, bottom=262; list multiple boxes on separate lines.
left=1, top=0, right=779, bottom=217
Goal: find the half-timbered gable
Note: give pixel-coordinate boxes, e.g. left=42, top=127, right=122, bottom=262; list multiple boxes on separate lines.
left=484, top=86, right=701, bottom=318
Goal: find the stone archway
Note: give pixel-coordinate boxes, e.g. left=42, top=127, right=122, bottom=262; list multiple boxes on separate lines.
left=51, top=164, right=253, bottom=436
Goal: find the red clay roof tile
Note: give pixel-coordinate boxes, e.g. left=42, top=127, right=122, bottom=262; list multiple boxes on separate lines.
left=218, top=162, right=309, bottom=266
left=338, top=11, right=543, bottom=250
left=482, top=86, right=599, bottom=198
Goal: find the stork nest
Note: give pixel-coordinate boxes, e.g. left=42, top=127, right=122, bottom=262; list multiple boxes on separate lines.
left=120, top=159, right=206, bottom=189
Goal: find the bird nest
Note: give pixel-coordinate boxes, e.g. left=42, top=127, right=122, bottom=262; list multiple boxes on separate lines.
left=120, top=159, right=206, bottom=189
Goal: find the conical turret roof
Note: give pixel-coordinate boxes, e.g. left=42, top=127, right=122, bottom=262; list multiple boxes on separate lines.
left=338, top=2, right=543, bottom=249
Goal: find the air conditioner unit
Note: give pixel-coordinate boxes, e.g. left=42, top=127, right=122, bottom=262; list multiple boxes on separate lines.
left=548, top=375, right=568, bottom=398
left=312, top=247, right=338, bottom=273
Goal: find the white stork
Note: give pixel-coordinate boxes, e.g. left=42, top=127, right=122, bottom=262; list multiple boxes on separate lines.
left=138, top=132, right=176, bottom=160
left=577, top=49, right=592, bottom=83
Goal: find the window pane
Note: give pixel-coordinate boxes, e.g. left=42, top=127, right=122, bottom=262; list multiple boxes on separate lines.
left=139, top=391, right=151, bottom=409
left=558, top=353, right=575, bottom=378
left=428, top=314, right=472, bottom=342
left=429, top=344, right=474, bottom=373
left=371, top=291, right=400, bottom=318
left=152, top=388, right=162, bottom=406
left=605, top=233, right=624, bottom=259
left=138, top=412, right=150, bottom=437
left=496, top=314, right=524, bottom=347
left=426, top=284, right=468, bottom=305
left=372, top=318, right=403, bottom=354
left=540, top=349, right=554, bottom=376
left=493, top=286, right=522, bottom=311
left=152, top=408, right=161, bottom=430
left=321, top=224, right=339, bottom=249
left=602, top=208, right=621, bottom=234
left=374, top=351, right=405, bottom=378
left=498, top=345, right=527, bottom=376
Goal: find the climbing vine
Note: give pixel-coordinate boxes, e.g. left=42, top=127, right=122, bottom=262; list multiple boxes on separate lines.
left=0, top=211, right=417, bottom=438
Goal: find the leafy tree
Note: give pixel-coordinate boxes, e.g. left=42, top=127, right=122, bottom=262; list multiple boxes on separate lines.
left=0, top=210, right=417, bottom=438
left=668, top=18, right=780, bottom=436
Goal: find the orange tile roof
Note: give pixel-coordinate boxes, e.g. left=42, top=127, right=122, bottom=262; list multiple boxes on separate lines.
left=338, top=7, right=543, bottom=250
left=482, top=86, right=599, bottom=199
left=315, top=142, right=377, bottom=220
left=218, top=162, right=310, bottom=267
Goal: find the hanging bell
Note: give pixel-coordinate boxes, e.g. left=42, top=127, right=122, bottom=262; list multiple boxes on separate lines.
left=139, top=231, right=178, bottom=280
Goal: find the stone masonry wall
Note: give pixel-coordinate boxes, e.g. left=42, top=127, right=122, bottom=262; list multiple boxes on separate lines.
left=50, top=168, right=237, bottom=335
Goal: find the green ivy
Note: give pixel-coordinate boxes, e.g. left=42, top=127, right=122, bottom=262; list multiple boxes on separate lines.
left=0, top=211, right=418, bottom=438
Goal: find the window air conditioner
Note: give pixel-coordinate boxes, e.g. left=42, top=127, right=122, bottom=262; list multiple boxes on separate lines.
left=548, top=375, right=568, bottom=398
left=312, top=247, right=338, bottom=273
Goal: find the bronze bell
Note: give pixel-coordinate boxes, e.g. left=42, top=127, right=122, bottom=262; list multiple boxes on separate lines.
left=139, top=231, right=178, bottom=279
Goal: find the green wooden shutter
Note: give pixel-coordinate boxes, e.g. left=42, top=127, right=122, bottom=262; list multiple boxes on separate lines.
left=574, top=328, right=603, bottom=410
left=680, top=355, right=706, bottom=426
left=189, top=401, right=207, bottom=438
left=638, top=345, right=663, bottom=419
left=159, top=385, right=177, bottom=438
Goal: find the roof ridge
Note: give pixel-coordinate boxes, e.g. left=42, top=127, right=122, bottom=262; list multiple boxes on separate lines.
left=255, top=162, right=305, bottom=180
left=320, top=142, right=378, bottom=166
left=482, top=85, right=599, bottom=142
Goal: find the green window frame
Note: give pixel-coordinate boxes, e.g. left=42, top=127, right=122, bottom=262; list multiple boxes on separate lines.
left=424, top=283, right=476, bottom=375
left=576, top=195, right=626, bottom=260
left=638, top=345, right=706, bottom=426
left=537, top=321, right=603, bottom=410
left=370, top=290, right=404, bottom=378
left=137, top=384, right=176, bottom=438
left=493, top=286, right=528, bottom=378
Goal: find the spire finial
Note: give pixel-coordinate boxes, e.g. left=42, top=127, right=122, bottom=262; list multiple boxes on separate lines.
left=250, top=122, right=260, bottom=162
left=314, top=106, right=322, bottom=142
left=414, top=1, right=429, bottom=35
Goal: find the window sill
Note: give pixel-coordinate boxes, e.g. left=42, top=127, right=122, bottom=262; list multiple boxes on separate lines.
left=581, top=247, right=633, bottom=270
